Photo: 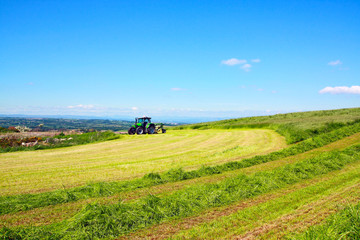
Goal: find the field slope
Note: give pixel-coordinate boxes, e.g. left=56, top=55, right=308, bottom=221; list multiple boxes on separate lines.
left=1, top=107, right=360, bottom=239
left=0, top=129, right=285, bottom=196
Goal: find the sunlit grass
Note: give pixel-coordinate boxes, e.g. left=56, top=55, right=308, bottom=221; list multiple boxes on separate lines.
left=171, top=162, right=360, bottom=239
left=2, top=144, right=359, bottom=239
left=294, top=201, right=360, bottom=240
left=0, top=129, right=286, bottom=196
left=1, top=108, right=360, bottom=239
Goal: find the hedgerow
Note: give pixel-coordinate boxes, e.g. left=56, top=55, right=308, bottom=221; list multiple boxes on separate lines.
left=0, top=131, right=121, bottom=153
left=1, top=144, right=359, bottom=239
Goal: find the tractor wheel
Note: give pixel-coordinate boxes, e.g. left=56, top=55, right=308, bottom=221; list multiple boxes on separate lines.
left=162, top=129, right=166, bottom=133
left=128, top=127, right=136, bottom=135
left=148, top=126, right=155, bottom=134
left=136, top=127, right=144, bottom=135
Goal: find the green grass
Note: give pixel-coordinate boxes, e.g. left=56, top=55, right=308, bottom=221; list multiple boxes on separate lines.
left=1, top=107, right=360, bottom=239
left=0, top=129, right=285, bottom=196
left=170, top=162, right=360, bottom=239
left=174, top=107, right=360, bottom=143
left=1, top=144, right=359, bottom=239
left=294, top=202, right=360, bottom=240
left=2, top=131, right=360, bottom=228
left=1, top=123, right=359, bottom=215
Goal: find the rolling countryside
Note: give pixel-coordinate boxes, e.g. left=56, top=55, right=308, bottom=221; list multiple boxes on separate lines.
left=1, top=108, right=360, bottom=239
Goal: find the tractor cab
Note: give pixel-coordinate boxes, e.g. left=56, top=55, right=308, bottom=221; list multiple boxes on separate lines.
left=136, top=117, right=151, bottom=130
left=136, top=117, right=151, bottom=125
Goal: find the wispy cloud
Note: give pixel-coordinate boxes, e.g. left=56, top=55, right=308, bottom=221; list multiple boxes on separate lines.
left=221, top=58, right=260, bottom=71
left=171, top=87, right=186, bottom=91
left=319, top=86, right=360, bottom=95
left=328, top=60, right=342, bottom=66
left=131, top=107, right=138, bottom=111
left=221, top=58, right=247, bottom=66
left=241, top=63, right=252, bottom=72
left=67, top=104, right=95, bottom=109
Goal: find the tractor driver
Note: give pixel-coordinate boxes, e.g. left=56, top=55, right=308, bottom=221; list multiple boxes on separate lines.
left=143, top=119, right=149, bottom=128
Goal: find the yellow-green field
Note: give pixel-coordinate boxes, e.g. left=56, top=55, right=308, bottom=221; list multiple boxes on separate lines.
left=2, top=132, right=359, bottom=229
left=1, top=109, right=360, bottom=240
left=0, top=129, right=286, bottom=196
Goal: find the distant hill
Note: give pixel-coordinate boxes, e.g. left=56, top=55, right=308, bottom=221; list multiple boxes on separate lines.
left=0, top=117, right=133, bottom=131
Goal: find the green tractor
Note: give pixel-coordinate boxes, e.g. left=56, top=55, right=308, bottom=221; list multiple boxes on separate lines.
left=128, top=117, right=166, bottom=135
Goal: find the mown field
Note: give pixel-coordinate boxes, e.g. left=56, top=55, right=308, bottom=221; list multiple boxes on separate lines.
left=1, top=107, right=360, bottom=239
left=0, top=129, right=285, bottom=196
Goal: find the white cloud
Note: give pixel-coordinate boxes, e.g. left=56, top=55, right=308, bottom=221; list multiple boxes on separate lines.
left=319, top=86, right=360, bottom=95
left=67, top=104, right=95, bottom=109
left=171, top=87, right=185, bottom=91
left=131, top=107, right=138, bottom=111
left=328, top=60, right=342, bottom=66
left=221, top=58, right=247, bottom=66
left=221, top=58, right=260, bottom=71
left=241, top=63, right=252, bottom=72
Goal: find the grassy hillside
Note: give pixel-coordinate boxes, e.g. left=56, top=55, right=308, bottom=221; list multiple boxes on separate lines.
left=175, top=107, right=360, bottom=143
left=1, top=107, right=360, bottom=239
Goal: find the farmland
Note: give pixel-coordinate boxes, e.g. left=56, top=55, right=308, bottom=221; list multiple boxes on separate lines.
left=0, top=117, right=133, bottom=131
left=0, top=129, right=285, bottom=196
left=1, top=108, right=360, bottom=239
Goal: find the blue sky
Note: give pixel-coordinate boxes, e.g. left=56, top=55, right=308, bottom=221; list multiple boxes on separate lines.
left=0, top=0, right=359, bottom=120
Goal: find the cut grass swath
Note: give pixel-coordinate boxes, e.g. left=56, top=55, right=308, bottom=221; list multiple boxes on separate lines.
left=1, top=129, right=282, bottom=196
left=1, top=123, right=360, bottom=216
left=1, top=144, right=360, bottom=239
left=141, top=163, right=360, bottom=239
left=3, top=132, right=360, bottom=228
left=293, top=201, right=360, bottom=240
